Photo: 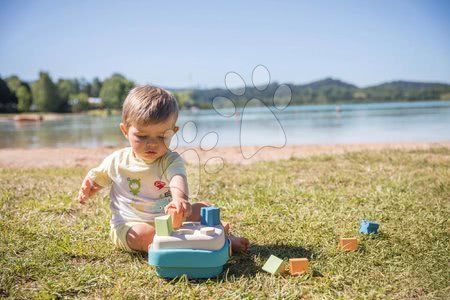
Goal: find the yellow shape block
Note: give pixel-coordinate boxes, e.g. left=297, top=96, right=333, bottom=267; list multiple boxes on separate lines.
left=262, top=255, right=285, bottom=274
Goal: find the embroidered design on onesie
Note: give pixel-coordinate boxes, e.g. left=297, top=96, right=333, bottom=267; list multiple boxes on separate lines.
left=154, top=180, right=166, bottom=190
left=127, top=177, right=141, bottom=196
left=159, top=190, right=172, bottom=199
left=155, top=198, right=170, bottom=212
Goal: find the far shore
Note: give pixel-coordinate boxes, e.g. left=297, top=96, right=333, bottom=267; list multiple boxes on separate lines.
left=0, top=141, right=449, bottom=168
left=1, top=98, right=449, bottom=120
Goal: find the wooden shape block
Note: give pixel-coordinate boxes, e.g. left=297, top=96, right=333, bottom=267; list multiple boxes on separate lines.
left=359, top=220, right=380, bottom=234
left=340, top=237, right=358, bottom=252
left=200, top=206, right=220, bottom=226
left=221, top=221, right=231, bottom=234
left=155, top=215, right=173, bottom=236
left=262, top=255, right=285, bottom=274
left=168, top=207, right=183, bottom=229
left=289, top=258, right=309, bottom=275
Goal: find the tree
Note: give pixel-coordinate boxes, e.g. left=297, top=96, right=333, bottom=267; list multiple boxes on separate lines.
left=16, top=85, right=32, bottom=112
left=5, top=76, right=22, bottom=98
left=31, top=72, right=61, bottom=112
left=99, top=74, right=134, bottom=109
left=0, top=77, right=14, bottom=112
left=173, top=90, right=194, bottom=108
left=78, top=78, right=91, bottom=95
left=57, top=79, right=79, bottom=112
left=69, top=92, right=90, bottom=112
left=90, top=77, right=102, bottom=97
left=5, top=75, right=35, bottom=112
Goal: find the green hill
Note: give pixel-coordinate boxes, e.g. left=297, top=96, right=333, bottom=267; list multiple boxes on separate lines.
left=361, top=81, right=450, bottom=101
left=183, top=78, right=450, bottom=108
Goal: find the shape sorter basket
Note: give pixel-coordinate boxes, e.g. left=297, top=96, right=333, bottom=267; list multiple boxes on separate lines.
left=148, top=221, right=230, bottom=279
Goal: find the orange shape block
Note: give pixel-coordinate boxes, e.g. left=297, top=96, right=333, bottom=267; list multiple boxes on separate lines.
left=340, top=237, right=358, bottom=252
left=289, top=258, right=309, bottom=275
left=221, top=221, right=231, bottom=234
left=168, top=208, right=183, bottom=229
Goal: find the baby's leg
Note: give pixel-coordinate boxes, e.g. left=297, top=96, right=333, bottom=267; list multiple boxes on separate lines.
left=123, top=201, right=210, bottom=253
left=126, top=224, right=155, bottom=252
left=228, top=235, right=250, bottom=253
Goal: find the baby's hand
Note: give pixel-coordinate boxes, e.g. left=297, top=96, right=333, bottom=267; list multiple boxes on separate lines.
left=164, top=200, right=192, bottom=218
left=78, top=176, right=102, bottom=204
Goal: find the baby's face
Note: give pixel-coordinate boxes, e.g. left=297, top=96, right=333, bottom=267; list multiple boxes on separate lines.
left=120, top=115, right=178, bottom=162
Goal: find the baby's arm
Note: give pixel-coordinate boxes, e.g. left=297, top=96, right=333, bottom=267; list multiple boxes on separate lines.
left=78, top=176, right=103, bottom=204
left=78, top=154, right=113, bottom=204
left=165, top=174, right=192, bottom=217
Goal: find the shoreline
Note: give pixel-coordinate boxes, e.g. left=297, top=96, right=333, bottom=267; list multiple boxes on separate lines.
left=1, top=98, right=449, bottom=121
left=0, top=141, right=449, bottom=168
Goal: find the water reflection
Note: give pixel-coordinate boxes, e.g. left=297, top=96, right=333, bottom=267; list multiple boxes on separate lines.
left=0, top=101, right=449, bottom=149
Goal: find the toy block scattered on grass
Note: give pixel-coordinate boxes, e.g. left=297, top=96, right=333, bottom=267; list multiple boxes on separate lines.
left=359, top=219, right=380, bottom=234
left=200, top=206, right=220, bottom=226
left=262, top=255, right=285, bottom=274
left=155, top=215, right=173, bottom=236
left=167, top=207, right=183, bottom=229
left=289, top=258, right=309, bottom=276
left=221, top=221, right=231, bottom=234
left=340, top=237, right=358, bottom=252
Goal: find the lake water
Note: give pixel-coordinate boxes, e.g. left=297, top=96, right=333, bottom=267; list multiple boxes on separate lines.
left=1, top=100, right=449, bottom=149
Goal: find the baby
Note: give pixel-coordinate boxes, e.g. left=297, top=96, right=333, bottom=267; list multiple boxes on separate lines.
left=78, top=85, right=249, bottom=253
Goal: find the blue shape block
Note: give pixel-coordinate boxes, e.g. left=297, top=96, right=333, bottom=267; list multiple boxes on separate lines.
left=359, top=220, right=380, bottom=234
left=200, top=206, right=220, bottom=226
left=148, top=239, right=230, bottom=278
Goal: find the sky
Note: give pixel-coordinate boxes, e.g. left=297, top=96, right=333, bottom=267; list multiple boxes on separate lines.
left=0, top=0, right=449, bottom=88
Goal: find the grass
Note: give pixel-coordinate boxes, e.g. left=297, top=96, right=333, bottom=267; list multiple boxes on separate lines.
left=0, top=148, right=449, bottom=299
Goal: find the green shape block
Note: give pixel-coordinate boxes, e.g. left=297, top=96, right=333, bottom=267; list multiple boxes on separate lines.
left=155, top=215, right=173, bottom=236
left=262, top=255, right=285, bottom=274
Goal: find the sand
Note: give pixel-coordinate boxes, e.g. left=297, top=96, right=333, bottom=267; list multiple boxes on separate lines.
left=0, top=141, right=449, bottom=169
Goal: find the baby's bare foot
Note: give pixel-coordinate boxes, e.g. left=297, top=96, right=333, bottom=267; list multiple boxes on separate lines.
left=228, top=235, right=250, bottom=253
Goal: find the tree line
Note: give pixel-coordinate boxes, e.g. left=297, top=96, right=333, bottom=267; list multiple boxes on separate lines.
left=191, top=78, right=450, bottom=108
left=0, top=72, right=195, bottom=113
left=0, top=72, right=135, bottom=113
left=1, top=73, right=449, bottom=114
